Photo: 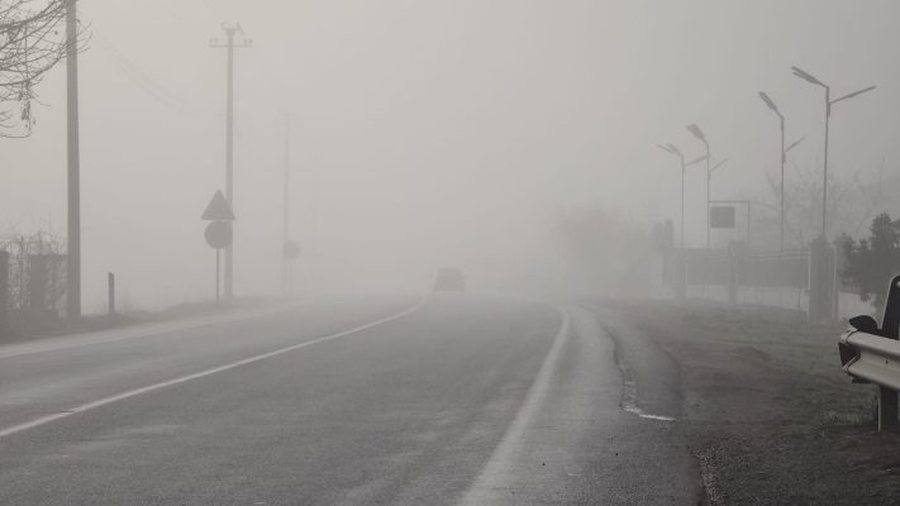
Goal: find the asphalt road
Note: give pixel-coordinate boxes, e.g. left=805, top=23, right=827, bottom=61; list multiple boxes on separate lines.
left=0, top=295, right=700, bottom=505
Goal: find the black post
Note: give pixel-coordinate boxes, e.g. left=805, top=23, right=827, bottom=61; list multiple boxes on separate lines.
left=215, top=248, right=221, bottom=305
left=878, top=387, right=898, bottom=432
left=877, top=275, right=900, bottom=431
left=108, top=272, right=115, bottom=316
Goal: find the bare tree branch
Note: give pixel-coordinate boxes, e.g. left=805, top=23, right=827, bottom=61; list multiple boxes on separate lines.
left=0, top=0, right=87, bottom=137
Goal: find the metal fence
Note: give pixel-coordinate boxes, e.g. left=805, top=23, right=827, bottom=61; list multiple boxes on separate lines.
left=664, top=244, right=860, bottom=320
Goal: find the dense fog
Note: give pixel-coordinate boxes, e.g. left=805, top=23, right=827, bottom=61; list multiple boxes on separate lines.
left=2, top=0, right=899, bottom=311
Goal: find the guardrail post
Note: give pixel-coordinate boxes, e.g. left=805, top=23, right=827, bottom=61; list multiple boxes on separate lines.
left=877, top=276, right=900, bottom=430
left=879, top=386, right=898, bottom=431
left=839, top=276, right=900, bottom=431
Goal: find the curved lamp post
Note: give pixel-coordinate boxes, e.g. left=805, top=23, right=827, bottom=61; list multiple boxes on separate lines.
left=657, top=143, right=709, bottom=248
left=759, top=91, right=805, bottom=251
left=791, top=66, right=875, bottom=240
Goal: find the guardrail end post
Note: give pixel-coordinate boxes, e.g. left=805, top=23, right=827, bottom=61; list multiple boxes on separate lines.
left=878, top=386, right=898, bottom=432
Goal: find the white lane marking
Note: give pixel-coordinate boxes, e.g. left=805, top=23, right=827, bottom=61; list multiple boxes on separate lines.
left=0, top=300, right=427, bottom=440
left=458, top=306, right=571, bottom=505
left=0, top=303, right=309, bottom=360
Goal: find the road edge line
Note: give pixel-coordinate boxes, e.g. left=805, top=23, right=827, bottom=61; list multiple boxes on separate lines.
left=458, top=305, right=571, bottom=505
left=0, top=299, right=428, bottom=440
left=0, top=301, right=316, bottom=360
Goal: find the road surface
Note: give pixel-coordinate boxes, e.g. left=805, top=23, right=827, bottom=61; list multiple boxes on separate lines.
left=0, top=296, right=699, bottom=504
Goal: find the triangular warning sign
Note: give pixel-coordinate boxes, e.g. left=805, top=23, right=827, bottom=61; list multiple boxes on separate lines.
left=201, top=190, right=235, bottom=221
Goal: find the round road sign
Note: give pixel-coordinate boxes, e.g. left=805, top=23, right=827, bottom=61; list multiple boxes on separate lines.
left=205, top=220, right=232, bottom=249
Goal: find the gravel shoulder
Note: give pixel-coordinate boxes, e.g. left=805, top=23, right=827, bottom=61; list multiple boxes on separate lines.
left=0, top=296, right=285, bottom=344
left=603, top=298, right=900, bottom=505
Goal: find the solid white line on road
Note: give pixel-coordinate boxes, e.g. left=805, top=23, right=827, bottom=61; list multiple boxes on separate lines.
left=458, top=305, right=571, bottom=505
left=0, top=299, right=427, bottom=440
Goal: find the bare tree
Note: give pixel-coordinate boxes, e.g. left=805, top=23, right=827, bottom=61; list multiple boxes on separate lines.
left=753, top=160, right=889, bottom=250
left=0, top=0, right=76, bottom=137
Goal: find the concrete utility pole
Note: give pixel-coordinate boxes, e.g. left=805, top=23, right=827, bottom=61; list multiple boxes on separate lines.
left=66, top=0, right=81, bottom=319
left=211, top=23, right=251, bottom=299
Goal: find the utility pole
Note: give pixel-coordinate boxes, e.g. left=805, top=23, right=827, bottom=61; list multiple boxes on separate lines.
left=66, top=0, right=81, bottom=319
left=210, top=23, right=251, bottom=299
left=282, top=113, right=291, bottom=294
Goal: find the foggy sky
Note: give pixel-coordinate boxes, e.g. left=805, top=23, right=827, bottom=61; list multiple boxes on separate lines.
left=2, top=0, right=899, bottom=310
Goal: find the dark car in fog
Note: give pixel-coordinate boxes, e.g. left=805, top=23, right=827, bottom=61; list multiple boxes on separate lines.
left=433, top=267, right=466, bottom=293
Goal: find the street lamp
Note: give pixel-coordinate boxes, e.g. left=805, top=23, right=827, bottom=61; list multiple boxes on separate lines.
left=791, top=66, right=875, bottom=240
left=657, top=143, right=709, bottom=248
left=685, top=124, right=713, bottom=249
left=758, top=92, right=805, bottom=252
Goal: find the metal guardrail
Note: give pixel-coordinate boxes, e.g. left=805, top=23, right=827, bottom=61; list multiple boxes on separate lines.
left=838, top=274, right=900, bottom=431
left=840, top=329, right=900, bottom=389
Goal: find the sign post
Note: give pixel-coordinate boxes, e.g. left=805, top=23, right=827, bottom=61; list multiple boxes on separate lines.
left=282, top=240, right=301, bottom=294
left=202, top=190, right=235, bottom=304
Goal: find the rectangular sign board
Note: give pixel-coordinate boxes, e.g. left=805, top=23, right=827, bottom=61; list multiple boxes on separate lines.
left=710, top=206, right=736, bottom=229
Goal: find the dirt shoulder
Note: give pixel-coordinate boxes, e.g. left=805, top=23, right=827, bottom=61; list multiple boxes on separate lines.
left=605, top=298, right=900, bottom=505
left=0, top=296, right=280, bottom=345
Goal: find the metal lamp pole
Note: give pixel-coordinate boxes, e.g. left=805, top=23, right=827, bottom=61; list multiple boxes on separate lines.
left=759, top=91, right=806, bottom=252
left=758, top=92, right=785, bottom=251
left=791, top=66, right=875, bottom=241
left=657, top=144, right=708, bottom=248
left=686, top=124, right=711, bottom=249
